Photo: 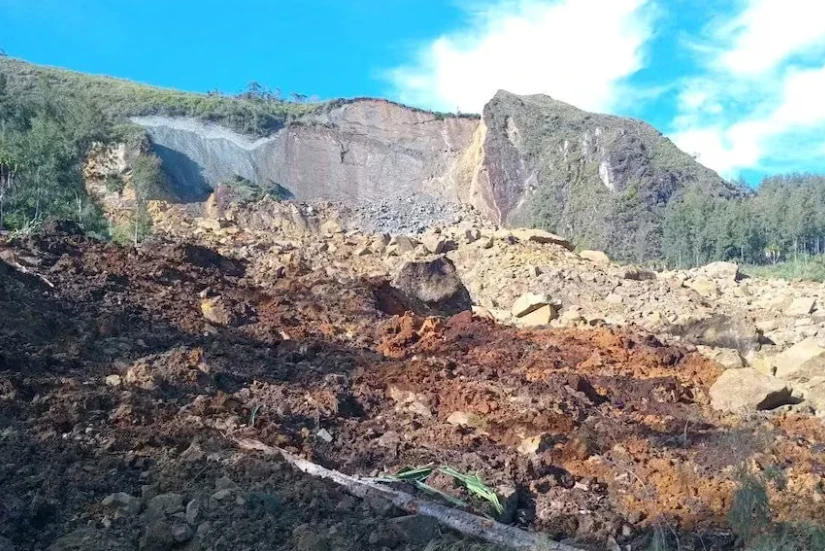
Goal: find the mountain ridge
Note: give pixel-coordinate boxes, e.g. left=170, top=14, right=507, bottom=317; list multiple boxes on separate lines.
left=0, top=57, right=741, bottom=261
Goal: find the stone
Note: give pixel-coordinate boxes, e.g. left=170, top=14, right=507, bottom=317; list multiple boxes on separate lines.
left=623, top=267, right=656, bottom=281
left=101, top=492, right=142, bottom=516
left=146, top=493, right=184, bottom=518
left=200, top=296, right=234, bottom=326
left=510, top=229, right=574, bottom=250
left=464, top=228, right=481, bottom=243
left=560, top=309, right=584, bottom=326
left=0, top=537, right=14, bottom=551
left=701, top=261, right=741, bottom=281
left=388, top=235, right=419, bottom=254
left=210, top=489, right=233, bottom=501
left=511, top=293, right=552, bottom=318
left=579, top=250, right=610, bottom=264
left=391, top=256, right=472, bottom=316
left=797, top=377, right=825, bottom=415
left=696, top=346, right=744, bottom=369
left=446, top=411, right=489, bottom=432
left=709, top=369, right=795, bottom=412
left=786, top=297, right=816, bottom=317
left=421, top=232, right=455, bottom=254
left=518, top=304, right=557, bottom=327
left=171, top=524, right=193, bottom=544
left=689, top=278, right=720, bottom=298
left=376, top=431, right=401, bottom=448
left=388, top=515, right=440, bottom=546
left=605, top=293, right=623, bottom=304
left=104, top=375, right=122, bottom=387
left=185, top=498, right=201, bottom=524
left=673, top=314, right=761, bottom=354
left=140, top=520, right=175, bottom=551
left=316, top=428, right=333, bottom=443
left=517, top=434, right=553, bottom=455
left=774, top=338, right=825, bottom=381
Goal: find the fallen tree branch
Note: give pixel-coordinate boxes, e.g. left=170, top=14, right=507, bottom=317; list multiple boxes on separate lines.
left=234, top=438, right=588, bottom=551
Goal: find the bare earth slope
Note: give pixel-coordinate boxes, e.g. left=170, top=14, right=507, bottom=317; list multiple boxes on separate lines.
left=2, top=225, right=825, bottom=551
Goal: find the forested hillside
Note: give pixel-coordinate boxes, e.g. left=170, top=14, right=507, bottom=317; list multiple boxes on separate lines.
left=663, top=174, right=825, bottom=268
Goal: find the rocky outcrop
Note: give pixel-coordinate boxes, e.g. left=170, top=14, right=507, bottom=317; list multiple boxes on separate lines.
left=133, top=100, right=479, bottom=207
left=126, top=91, right=740, bottom=259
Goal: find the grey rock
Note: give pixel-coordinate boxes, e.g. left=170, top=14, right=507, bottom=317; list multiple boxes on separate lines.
left=101, top=492, right=142, bottom=516
left=146, top=493, right=184, bottom=519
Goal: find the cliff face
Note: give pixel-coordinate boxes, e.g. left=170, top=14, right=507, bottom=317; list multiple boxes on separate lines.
left=133, top=100, right=479, bottom=206
left=475, top=91, right=743, bottom=259
left=128, top=92, right=740, bottom=260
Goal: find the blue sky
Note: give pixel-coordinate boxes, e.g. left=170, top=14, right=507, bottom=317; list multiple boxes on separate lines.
left=3, top=0, right=825, bottom=183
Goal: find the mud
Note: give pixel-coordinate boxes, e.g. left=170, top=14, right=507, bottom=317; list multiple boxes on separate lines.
left=1, top=229, right=824, bottom=550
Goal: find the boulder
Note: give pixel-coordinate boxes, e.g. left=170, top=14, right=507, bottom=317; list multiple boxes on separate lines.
left=101, top=492, right=142, bottom=516
left=797, top=377, right=825, bottom=415
left=696, top=346, right=744, bottom=369
left=786, top=297, right=816, bottom=317
left=200, top=296, right=235, bottom=326
left=517, top=304, right=558, bottom=327
left=388, top=235, right=420, bottom=254
left=688, top=278, right=720, bottom=298
left=672, top=314, right=761, bottom=354
left=421, top=232, right=455, bottom=255
left=391, top=256, right=472, bottom=316
left=446, top=411, right=489, bottom=432
left=579, top=250, right=610, bottom=264
left=774, top=338, right=825, bottom=381
left=709, top=369, right=795, bottom=412
left=510, top=229, right=574, bottom=250
left=701, top=261, right=741, bottom=281
left=511, top=293, right=553, bottom=318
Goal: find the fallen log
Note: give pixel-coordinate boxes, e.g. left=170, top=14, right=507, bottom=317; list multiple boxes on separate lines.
left=234, top=438, right=587, bottom=551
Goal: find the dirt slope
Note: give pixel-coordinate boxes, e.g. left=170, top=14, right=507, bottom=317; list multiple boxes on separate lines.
left=2, top=227, right=825, bottom=551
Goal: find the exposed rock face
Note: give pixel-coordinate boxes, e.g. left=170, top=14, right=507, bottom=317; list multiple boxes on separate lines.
left=133, top=100, right=479, bottom=207
left=127, top=91, right=739, bottom=259
left=471, top=91, right=742, bottom=259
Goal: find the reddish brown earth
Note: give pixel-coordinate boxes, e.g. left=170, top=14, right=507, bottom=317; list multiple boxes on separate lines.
left=2, top=226, right=825, bottom=551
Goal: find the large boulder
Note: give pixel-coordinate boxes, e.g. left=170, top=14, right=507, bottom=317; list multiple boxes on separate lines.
left=517, top=304, right=558, bottom=327
left=672, top=314, right=761, bottom=354
left=709, top=369, right=795, bottom=412
left=688, top=278, right=720, bottom=298
left=773, top=338, right=825, bottom=381
left=785, top=297, right=816, bottom=317
left=391, top=256, right=472, bottom=316
left=511, top=293, right=553, bottom=318
left=701, top=261, right=741, bottom=281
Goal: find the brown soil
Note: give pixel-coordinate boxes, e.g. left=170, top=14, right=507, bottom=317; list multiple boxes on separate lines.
left=2, top=228, right=824, bottom=551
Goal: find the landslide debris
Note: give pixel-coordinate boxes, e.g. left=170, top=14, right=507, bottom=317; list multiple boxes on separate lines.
left=3, top=227, right=825, bottom=551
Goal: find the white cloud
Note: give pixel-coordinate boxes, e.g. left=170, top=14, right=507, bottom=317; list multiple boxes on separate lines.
left=671, top=0, right=825, bottom=177
left=718, top=0, right=825, bottom=75
left=387, top=0, right=654, bottom=113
